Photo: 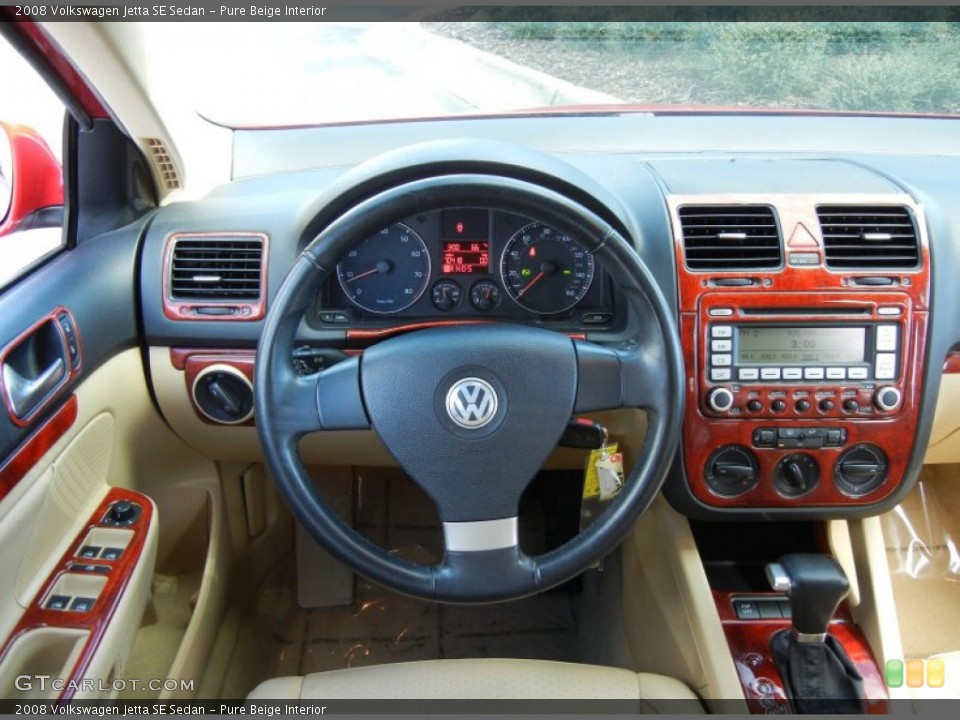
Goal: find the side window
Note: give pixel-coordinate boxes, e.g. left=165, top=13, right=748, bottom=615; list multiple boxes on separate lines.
left=0, top=31, right=67, bottom=288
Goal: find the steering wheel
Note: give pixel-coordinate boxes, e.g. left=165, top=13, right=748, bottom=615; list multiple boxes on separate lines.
left=255, top=171, right=683, bottom=603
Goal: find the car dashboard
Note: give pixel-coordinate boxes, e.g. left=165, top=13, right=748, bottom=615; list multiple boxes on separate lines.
left=137, top=114, right=960, bottom=523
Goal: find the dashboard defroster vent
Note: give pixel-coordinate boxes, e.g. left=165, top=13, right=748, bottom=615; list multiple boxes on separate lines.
left=169, top=236, right=264, bottom=301
left=817, top=206, right=919, bottom=270
left=679, top=205, right=782, bottom=271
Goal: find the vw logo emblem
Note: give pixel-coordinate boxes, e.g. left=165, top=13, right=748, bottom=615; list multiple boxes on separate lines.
left=445, top=377, right=499, bottom=429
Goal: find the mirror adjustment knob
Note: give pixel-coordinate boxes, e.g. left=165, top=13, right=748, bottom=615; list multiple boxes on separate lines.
left=874, top=386, right=902, bottom=412
left=108, top=501, right=138, bottom=524
left=707, top=388, right=734, bottom=412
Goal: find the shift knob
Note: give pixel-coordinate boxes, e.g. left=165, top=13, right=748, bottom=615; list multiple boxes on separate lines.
left=766, top=553, right=849, bottom=639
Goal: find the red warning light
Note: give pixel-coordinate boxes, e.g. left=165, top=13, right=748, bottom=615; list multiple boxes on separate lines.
left=456, top=221, right=465, bottom=235
left=529, top=247, right=537, bottom=258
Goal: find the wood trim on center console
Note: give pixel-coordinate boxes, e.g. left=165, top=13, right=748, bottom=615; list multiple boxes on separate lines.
left=713, top=590, right=888, bottom=714
left=670, top=194, right=931, bottom=510
left=0, top=487, right=153, bottom=702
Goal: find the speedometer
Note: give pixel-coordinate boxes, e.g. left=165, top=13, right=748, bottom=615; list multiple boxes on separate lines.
left=500, top=222, right=595, bottom=315
left=336, top=223, right=431, bottom=314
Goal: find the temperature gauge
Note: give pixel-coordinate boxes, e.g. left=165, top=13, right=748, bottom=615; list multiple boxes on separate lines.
left=470, top=280, right=501, bottom=311
left=431, top=280, right=462, bottom=311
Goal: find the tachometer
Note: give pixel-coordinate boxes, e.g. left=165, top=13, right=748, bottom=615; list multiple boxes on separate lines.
left=336, top=223, right=431, bottom=314
left=500, top=222, right=595, bottom=314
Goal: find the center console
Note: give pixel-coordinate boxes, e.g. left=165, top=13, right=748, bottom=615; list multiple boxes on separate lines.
left=665, top=195, right=930, bottom=514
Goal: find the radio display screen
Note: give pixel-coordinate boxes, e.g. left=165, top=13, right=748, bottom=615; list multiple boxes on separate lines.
left=737, top=327, right=866, bottom=365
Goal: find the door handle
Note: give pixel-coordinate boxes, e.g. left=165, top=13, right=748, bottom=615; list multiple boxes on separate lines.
left=3, top=356, right=65, bottom=419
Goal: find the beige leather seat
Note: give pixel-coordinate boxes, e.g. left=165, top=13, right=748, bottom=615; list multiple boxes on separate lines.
left=248, top=658, right=704, bottom=713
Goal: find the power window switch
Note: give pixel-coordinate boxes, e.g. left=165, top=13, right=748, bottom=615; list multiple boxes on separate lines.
left=101, top=547, right=124, bottom=561
left=70, top=597, right=96, bottom=613
left=46, top=595, right=72, bottom=611
left=78, top=546, right=101, bottom=559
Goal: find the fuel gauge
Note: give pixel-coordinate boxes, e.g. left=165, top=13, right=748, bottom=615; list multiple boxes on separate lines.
left=470, top=280, right=501, bottom=311
left=431, top=280, right=462, bottom=311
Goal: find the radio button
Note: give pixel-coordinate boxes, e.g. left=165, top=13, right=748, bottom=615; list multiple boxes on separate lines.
left=875, top=353, right=897, bottom=380
left=819, top=399, right=835, bottom=412
left=711, top=340, right=732, bottom=352
left=711, top=326, right=733, bottom=339
left=707, top=388, right=735, bottom=412
left=843, top=399, right=860, bottom=414
left=848, top=367, right=869, bottom=380
left=878, top=307, right=903, bottom=317
left=783, top=368, right=802, bottom=380
left=712, top=354, right=732, bottom=367
left=875, top=386, right=902, bottom=411
left=826, top=368, right=846, bottom=380
left=795, top=399, right=811, bottom=413
left=761, top=368, right=782, bottom=380
left=747, top=399, right=763, bottom=413
left=771, top=399, right=787, bottom=413
left=876, top=325, right=899, bottom=352
left=708, top=308, right=735, bottom=317
left=804, top=368, right=825, bottom=380
left=710, top=368, right=732, bottom=381
left=739, top=368, right=759, bottom=381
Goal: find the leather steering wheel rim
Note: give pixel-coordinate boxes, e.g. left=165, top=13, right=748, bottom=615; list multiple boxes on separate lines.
left=255, top=171, right=684, bottom=603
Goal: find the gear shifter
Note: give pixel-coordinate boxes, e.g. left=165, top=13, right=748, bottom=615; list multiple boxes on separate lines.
left=766, top=553, right=866, bottom=714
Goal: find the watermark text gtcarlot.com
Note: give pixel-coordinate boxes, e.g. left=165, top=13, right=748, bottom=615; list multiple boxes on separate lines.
left=14, top=676, right=195, bottom=693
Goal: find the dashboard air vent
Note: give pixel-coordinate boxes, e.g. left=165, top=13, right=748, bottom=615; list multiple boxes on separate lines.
left=678, top=205, right=781, bottom=270
left=817, top=206, right=919, bottom=270
left=170, top=236, right=264, bottom=301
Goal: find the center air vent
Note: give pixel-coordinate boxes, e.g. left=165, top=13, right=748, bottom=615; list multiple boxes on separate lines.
left=170, top=235, right=265, bottom=301
left=678, top=206, right=781, bottom=271
left=817, top=205, right=919, bottom=270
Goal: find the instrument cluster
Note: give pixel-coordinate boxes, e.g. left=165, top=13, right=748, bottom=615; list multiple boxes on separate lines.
left=314, top=207, right=615, bottom=327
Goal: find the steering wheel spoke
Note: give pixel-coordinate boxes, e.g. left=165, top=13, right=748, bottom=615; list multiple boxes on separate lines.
left=574, top=340, right=669, bottom=415
left=316, top=356, right=370, bottom=431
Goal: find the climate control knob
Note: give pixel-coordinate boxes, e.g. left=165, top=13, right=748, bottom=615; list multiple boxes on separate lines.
left=707, top=387, right=735, bottom=413
left=874, top=386, right=902, bottom=412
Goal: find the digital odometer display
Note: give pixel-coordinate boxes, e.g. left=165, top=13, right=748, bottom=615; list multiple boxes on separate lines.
left=442, top=241, right=490, bottom=274
left=737, top=327, right=866, bottom=365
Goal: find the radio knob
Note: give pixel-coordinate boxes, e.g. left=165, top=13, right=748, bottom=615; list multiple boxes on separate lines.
left=707, top=388, right=735, bottom=413
left=795, top=399, right=811, bottom=413
left=874, top=386, right=902, bottom=412
left=747, top=399, right=763, bottom=413
left=771, top=399, right=787, bottom=413
left=843, top=399, right=860, bottom=414
left=819, top=399, right=835, bottom=412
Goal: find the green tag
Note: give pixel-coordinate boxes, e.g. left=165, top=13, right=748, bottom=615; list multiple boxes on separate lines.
left=885, top=659, right=904, bottom=688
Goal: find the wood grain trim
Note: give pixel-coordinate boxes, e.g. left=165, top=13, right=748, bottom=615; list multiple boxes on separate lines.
left=0, top=396, right=77, bottom=503
left=161, top=232, right=269, bottom=322
left=0, top=487, right=153, bottom=703
left=943, top=351, right=960, bottom=374
left=669, top=193, right=931, bottom=510
left=169, top=349, right=256, bottom=426
left=713, top=591, right=887, bottom=714
left=0, top=307, right=82, bottom=427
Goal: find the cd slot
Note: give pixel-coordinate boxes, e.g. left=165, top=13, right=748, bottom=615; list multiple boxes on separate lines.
left=740, top=307, right=871, bottom=317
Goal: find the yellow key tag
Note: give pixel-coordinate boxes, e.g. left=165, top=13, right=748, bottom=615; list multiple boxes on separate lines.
left=583, top=443, right=618, bottom=500
left=583, top=443, right=623, bottom=500
left=597, top=450, right=624, bottom=501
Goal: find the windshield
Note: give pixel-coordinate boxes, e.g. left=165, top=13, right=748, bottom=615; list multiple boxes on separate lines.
left=142, top=21, right=960, bottom=128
